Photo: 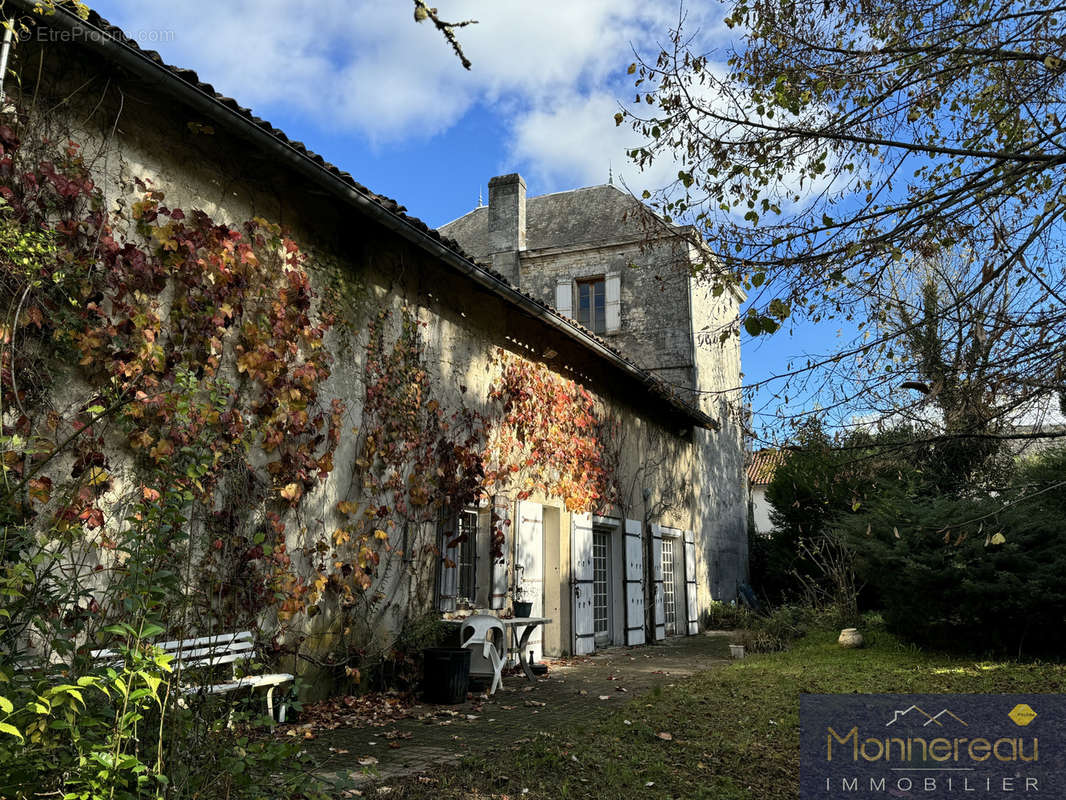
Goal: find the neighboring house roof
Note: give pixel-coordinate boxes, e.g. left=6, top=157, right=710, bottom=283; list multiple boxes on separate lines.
left=15, top=2, right=716, bottom=431
left=440, top=184, right=665, bottom=258
left=747, top=450, right=786, bottom=487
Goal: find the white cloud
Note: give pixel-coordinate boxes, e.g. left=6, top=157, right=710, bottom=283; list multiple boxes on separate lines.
left=97, top=0, right=729, bottom=179
left=508, top=91, right=681, bottom=194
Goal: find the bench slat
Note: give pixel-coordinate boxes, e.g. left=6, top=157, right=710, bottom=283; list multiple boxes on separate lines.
left=180, top=673, right=294, bottom=696
left=155, top=631, right=253, bottom=651
left=92, top=637, right=253, bottom=662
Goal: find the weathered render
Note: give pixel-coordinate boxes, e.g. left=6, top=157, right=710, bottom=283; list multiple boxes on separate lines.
left=2, top=5, right=747, bottom=694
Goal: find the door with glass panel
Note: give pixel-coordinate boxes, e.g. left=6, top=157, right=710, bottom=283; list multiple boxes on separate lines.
left=592, top=528, right=612, bottom=647
left=661, top=537, right=677, bottom=635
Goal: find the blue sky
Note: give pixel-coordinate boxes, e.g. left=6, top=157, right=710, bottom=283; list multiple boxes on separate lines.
left=84, top=1, right=840, bottom=442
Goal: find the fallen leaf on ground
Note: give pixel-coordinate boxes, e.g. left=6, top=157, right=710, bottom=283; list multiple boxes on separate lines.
left=657, top=732, right=673, bottom=740
left=358, top=756, right=378, bottom=766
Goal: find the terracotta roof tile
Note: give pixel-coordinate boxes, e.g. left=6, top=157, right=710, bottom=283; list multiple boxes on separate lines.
left=747, top=450, right=786, bottom=485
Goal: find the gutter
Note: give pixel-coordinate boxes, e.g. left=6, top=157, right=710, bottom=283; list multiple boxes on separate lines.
left=17, top=3, right=716, bottom=430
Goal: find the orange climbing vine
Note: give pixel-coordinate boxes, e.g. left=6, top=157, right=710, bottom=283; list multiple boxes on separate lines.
left=484, top=349, right=616, bottom=516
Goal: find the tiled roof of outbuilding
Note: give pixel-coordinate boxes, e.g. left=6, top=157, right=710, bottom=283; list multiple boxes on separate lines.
left=747, top=450, right=786, bottom=486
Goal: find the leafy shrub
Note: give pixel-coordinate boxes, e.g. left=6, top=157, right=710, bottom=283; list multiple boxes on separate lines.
left=727, top=603, right=827, bottom=654
left=702, top=601, right=759, bottom=630
left=839, top=446, right=1066, bottom=658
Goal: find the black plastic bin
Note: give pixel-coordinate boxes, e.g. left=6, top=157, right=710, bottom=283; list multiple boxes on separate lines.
left=422, top=647, right=471, bottom=704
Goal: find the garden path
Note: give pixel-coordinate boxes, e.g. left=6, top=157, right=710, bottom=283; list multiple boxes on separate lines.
left=300, top=631, right=732, bottom=790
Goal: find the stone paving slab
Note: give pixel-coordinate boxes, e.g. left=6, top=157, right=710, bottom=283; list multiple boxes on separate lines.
left=305, top=632, right=732, bottom=789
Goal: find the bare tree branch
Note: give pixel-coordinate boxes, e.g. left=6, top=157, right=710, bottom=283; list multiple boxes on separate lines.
left=413, top=1, right=477, bottom=70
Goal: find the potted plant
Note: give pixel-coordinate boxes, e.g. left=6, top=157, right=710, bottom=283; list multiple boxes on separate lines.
left=512, top=584, right=533, bottom=618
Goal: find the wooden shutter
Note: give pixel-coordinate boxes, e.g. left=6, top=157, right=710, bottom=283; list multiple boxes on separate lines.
left=624, top=519, right=645, bottom=646
left=605, top=272, right=621, bottom=333
left=489, top=496, right=512, bottom=610
left=571, top=512, right=595, bottom=655
left=651, top=524, right=666, bottom=641
left=438, top=513, right=459, bottom=612
left=556, top=278, right=573, bottom=319
left=684, top=529, right=699, bottom=635
left=517, top=501, right=545, bottom=663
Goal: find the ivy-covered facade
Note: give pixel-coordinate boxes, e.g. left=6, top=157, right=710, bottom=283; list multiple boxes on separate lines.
left=1, top=4, right=747, bottom=690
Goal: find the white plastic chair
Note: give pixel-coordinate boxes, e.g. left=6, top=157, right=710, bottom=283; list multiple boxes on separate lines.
left=460, top=614, right=506, bottom=695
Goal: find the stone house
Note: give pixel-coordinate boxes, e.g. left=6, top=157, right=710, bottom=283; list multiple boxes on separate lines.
left=2, top=4, right=747, bottom=677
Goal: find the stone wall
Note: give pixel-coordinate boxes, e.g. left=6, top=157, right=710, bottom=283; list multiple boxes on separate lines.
left=520, top=237, right=697, bottom=396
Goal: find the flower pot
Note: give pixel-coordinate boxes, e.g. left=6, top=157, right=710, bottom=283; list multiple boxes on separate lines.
left=838, top=628, right=864, bottom=648
left=729, top=644, right=745, bottom=659
left=513, top=601, right=533, bottom=618
left=422, top=647, right=471, bottom=704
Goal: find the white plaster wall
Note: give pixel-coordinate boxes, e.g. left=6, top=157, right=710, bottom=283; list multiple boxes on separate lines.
left=750, top=486, right=774, bottom=536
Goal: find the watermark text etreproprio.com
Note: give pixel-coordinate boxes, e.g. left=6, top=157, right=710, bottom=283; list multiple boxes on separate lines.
left=20, top=27, right=176, bottom=44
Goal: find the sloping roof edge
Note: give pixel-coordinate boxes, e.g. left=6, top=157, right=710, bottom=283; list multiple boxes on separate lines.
left=12, top=2, right=717, bottom=431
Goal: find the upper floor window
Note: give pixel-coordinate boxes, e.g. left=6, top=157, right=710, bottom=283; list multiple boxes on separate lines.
left=556, top=272, right=622, bottom=335
left=576, top=278, right=607, bottom=334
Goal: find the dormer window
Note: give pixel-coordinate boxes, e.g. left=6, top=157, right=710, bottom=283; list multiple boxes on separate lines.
left=555, top=272, right=621, bottom=335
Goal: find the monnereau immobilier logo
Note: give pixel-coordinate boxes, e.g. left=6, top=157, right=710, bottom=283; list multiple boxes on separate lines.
left=800, top=694, right=1065, bottom=799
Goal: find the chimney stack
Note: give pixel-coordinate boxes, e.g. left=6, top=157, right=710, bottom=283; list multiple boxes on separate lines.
left=487, top=173, right=526, bottom=287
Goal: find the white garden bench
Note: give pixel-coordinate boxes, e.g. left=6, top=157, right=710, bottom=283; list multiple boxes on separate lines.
left=91, top=630, right=293, bottom=723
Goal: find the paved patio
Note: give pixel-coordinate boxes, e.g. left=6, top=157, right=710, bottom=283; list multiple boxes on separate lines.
left=303, top=632, right=733, bottom=789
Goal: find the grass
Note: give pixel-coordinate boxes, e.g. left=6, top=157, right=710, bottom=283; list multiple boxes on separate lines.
left=375, top=628, right=1066, bottom=799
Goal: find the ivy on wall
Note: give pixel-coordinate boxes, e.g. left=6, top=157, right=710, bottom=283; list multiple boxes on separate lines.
left=0, top=125, right=343, bottom=629
left=1, top=124, right=624, bottom=659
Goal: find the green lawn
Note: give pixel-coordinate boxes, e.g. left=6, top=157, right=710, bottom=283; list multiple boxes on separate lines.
left=379, top=629, right=1066, bottom=799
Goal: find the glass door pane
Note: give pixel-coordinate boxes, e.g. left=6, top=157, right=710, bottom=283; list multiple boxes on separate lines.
left=593, top=530, right=610, bottom=646
left=662, top=538, right=676, bottom=635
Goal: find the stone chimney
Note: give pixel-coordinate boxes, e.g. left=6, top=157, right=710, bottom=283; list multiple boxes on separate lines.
left=487, top=173, right=526, bottom=287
